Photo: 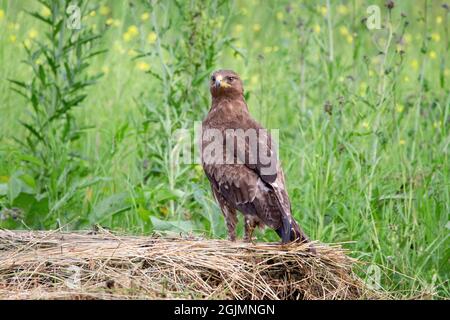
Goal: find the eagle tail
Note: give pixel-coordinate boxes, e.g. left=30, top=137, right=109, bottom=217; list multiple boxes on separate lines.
left=278, top=215, right=309, bottom=244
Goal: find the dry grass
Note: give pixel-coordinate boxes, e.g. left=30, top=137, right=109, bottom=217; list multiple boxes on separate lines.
left=0, top=229, right=384, bottom=300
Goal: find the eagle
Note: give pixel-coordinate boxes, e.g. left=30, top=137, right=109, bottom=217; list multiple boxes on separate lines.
left=201, top=69, right=312, bottom=245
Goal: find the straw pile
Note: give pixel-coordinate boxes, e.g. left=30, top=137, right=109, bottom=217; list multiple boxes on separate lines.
left=0, top=229, right=381, bottom=300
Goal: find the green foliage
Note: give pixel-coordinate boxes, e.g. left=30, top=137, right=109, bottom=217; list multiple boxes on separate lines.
left=132, top=0, right=235, bottom=235
left=5, top=0, right=106, bottom=227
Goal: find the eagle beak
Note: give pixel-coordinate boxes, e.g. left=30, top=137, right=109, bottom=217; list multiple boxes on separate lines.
left=214, top=79, right=221, bottom=88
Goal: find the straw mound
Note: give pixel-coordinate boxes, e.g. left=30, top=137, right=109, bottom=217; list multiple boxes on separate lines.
left=0, top=229, right=379, bottom=300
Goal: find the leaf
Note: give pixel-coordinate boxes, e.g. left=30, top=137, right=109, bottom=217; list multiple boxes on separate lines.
left=0, top=183, right=7, bottom=196
left=38, top=65, right=47, bottom=85
left=7, top=79, right=28, bottom=89
left=20, top=121, right=44, bottom=142
left=50, top=177, right=107, bottom=214
left=25, top=10, right=52, bottom=26
left=150, top=216, right=194, bottom=233
left=7, top=171, right=35, bottom=202
left=153, top=188, right=186, bottom=203
left=12, top=192, right=49, bottom=227
left=90, top=192, right=132, bottom=223
left=15, top=153, right=45, bottom=168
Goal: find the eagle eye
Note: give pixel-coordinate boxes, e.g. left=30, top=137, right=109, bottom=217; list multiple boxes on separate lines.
left=211, top=76, right=216, bottom=82
left=227, top=76, right=234, bottom=82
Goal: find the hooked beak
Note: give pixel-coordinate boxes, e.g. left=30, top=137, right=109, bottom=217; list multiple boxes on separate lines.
left=214, top=79, right=221, bottom=88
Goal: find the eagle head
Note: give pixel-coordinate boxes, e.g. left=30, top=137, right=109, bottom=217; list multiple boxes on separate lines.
left=210, top=69, right=244, bottom=98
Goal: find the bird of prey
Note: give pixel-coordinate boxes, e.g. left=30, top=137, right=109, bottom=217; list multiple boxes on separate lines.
left=201, top=69, right=312, bottom=245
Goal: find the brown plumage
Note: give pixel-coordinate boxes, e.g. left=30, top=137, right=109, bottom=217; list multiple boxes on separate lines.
left=201, top=69, right=312, bottom=245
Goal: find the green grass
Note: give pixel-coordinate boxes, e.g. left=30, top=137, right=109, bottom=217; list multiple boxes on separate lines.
left=0, top=0, right=448, bottom=298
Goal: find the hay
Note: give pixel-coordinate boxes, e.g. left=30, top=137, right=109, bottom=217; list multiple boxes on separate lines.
left=0, top=229, right=382, bottom=300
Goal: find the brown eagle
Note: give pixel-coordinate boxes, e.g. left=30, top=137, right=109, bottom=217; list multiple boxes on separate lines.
left=201, top=69, right=312, bottom=245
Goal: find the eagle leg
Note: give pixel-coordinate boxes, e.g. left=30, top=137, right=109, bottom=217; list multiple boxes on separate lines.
left=243, top=217, right=257, bottom=243
left=212, top=187, right=237, bottom=241
left=224, top=207, right=237, bottom=241
left=220, top=203, right=237, bottom=242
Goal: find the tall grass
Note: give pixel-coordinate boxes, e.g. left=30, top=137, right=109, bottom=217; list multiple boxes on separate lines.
left=0, top=0, right=448, bottom=297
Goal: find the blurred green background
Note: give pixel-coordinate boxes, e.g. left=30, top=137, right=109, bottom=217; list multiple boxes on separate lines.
left=0, top=0, right=448, bottom=297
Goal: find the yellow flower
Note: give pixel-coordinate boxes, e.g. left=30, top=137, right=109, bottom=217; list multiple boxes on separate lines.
left=113, top=19, right=121, bottom=27
left=429, top=51, right=437, bottom=60
left=362, top=121, right=369, bottom=129
left=346, top=35, right=353, bottom=44
left=368, top=70, right=374, bottom=77
left=89, top=10, right=96, bottom=17
left=147, top=31, right=157, bottom=44
left=159, top=206, right=169, bottom=216
left=28, top=28, right=38, bottom=39
left=445, top=69, right=450, bottom=76
left=431, top=33, right=440, bottom=42
left=436, top=16, right=443, bottom=24
left=337, top=5, right=349, bottom=15
left=137, top=61, right=150, bottom=71
left=395, top=104, right=404, bottom=113
left=411, top=59, right=419, bottom=70
left=241, top=8, right=248, bottom=16
left=41, top=6, right=51, bottom=18
left=272, top=46, right=279, bottom=52
left=0, top=9, right=4, bottom=20
left=263, top=46, right=272, bottom=54
left=234, top=24, right=244, bottom=34
left=141, top=12, right=150, bottom=21
left=101, top=65, right=110, bottom=75
left=250, top=75, right=259, bottom=85
left=318, top=5, right=327, bottom=17
left=123, top=32, right=132, bottom=42
left=9, top=34, right=17, bottom=43
left=404, top=76, right=410, bottom=82
left=99, top=5, right=110, bottom=16
left=106, top=18, right=114, bottom=26
left=123, top=25, right=139, bottom=42
left=339, top=26, right=349, bottom=36
left=253, top=23, right=261, bottom=32
left=433, top=121, right=439, bottom=129
left=399, top=139, right=406, bottom=145
left=127, top=25, right=139, bottom=36
left=313, top=24, right=321, bottom=34
left=7, top=22, right=20, bottom=31
left=276, top=11, right=284, bottom=20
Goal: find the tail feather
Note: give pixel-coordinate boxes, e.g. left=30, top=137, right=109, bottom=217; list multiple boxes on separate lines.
left=279, top=213, right=292, bottom=243
left=277, top=215, right=310, bottom=244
